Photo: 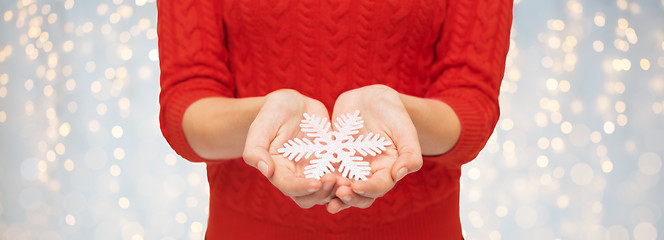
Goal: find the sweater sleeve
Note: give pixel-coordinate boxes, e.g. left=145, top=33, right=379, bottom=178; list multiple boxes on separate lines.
left=425, top=0, right=512, bottom=166
left=157, top=0, right=234, bottom=162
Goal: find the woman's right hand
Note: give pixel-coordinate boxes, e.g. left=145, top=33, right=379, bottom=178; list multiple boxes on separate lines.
left=243, top=89, right=340, bottom=209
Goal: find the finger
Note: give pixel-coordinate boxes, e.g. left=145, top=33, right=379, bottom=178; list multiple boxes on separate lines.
left=291, top=197, right=315, bottom=209
left=271, top=162, right=321, bottom=197
left=326, top=198, right=350, bottom=214
left=336, top=174, right=352, bottom=187
left=292, top=174, right=337, bottom=208
left=336, top=185, right=375, bottom=209
left=350, top=169, right=394, bottom=199
left=243, top=116, right=277, bottom=178
left=292, top=181, right=334, bottom=208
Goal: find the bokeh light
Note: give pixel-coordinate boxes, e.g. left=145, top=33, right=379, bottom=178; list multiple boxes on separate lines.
left=0, top=0, right=209, bottom=239
left=0, top=0, right=662, bottom=239
left=459, top=0, right=663, bottom=239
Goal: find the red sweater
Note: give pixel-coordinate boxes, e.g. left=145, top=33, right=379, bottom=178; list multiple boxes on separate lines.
left=157, top=0, right=511, bottom=239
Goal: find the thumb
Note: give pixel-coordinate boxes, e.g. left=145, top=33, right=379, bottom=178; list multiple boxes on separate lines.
left=243, top=146, right=274, bottom=178
left=391, top=149, right=423, bottom=182
left=390, top=125, right=423, bottom=182
left=243, top=118, right=276, bottom=178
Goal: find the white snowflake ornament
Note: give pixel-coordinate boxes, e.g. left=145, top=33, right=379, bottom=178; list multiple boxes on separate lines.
left=277, top=110, right=392, bottom=181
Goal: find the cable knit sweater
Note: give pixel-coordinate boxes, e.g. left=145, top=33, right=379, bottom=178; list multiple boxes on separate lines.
left=157, top=0, right=511, bottom=239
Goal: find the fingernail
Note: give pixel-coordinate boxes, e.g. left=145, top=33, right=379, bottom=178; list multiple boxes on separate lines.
left=307, top=188, right=318, bottom=193
left=342, top=196, right=351, bottom=202
left=257, top=161, right=268, bottom=177
left=396, top=167, right=408, bottom=181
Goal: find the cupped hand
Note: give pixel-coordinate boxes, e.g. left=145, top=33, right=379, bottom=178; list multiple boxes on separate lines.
left=243, top=89, right=342, bottom=209
left=326, top=84, right=423, bottom=213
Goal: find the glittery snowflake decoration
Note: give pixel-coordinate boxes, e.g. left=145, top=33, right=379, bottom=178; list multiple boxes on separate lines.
left=277, top=110, right=392, bottom=181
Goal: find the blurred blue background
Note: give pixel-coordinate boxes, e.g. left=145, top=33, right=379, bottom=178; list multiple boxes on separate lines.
left=0, top=0, right=662, bottom=239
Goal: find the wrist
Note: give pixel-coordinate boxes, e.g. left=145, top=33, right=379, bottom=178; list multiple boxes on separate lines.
left=263, top=89, right=310, bottom=113
left=399, top=94, right=461, bottom=156
left=183, top=96, right=265, bottom=160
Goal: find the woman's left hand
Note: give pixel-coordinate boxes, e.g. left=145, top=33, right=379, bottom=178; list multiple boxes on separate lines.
left=326, top=84, right=423, bottom=213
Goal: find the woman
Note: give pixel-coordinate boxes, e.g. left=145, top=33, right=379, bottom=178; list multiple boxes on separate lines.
left=158, top=0, right=512, bottom=239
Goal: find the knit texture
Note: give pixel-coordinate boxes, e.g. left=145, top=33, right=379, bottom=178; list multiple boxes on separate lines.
left=157, top=0, right=512, bottom=239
